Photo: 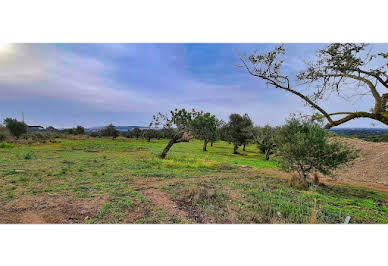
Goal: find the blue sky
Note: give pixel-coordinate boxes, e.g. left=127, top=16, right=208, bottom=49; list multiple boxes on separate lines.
left=0, top=43, right=387, bottom=128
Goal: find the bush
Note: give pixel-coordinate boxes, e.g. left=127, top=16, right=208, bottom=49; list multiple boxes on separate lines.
left=0, top=126, right=12, bottom=141
left=3, top=118, right=27, bottom=138
left=74, top=126, right=85, bottom=135
left=0, top=141, right=14, bottom=149
left=89, top=131, right=100, bottom=138
left=275, top=117, right=358, bottom=184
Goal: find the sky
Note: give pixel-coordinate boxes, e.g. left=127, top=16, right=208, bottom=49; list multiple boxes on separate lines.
left=0, top=43, right=387, bottom=128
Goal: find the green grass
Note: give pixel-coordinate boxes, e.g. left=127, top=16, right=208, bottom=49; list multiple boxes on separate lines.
left=0, top=137, right=386, bottom=224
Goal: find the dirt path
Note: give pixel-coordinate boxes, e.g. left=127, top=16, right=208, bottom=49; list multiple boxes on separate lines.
left=0, top=195, right=107, bottom=224
left=141, top=188, right=191, bottom=222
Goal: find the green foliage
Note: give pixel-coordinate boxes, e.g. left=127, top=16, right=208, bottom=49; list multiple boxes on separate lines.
left=191, top=111, right=219, bottom=151
left=0, top=141, right=14, bottom=149
left=142, top=129, right=156, bottom=142
left=3, top=118, right=27, bottom=138
left=275, top=117, right=359, bottom=181
left=254, top=125, right=277, bottom=160
left=223, top=113, right=253, bottom=153
left=132, top=128, right=142, bottom=138
left=0, top=126, right=12, bottom=141
left=74, top=126, right=85, bottom=135
left=150, top=108, right=196, bottom=158
left=100, top=124, right=119, bottom=138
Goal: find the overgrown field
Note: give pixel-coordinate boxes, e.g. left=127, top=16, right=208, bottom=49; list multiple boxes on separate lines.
left=0, top=138, right=387, bottom=224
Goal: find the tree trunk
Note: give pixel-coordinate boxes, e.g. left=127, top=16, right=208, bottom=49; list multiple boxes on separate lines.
left=147, top=137, right=151, bottom=142
left=203, top=140, right=208, bottom=151
left=243, top=144, right=246, bottom=151
left=233, top=144, right=239, bottom=154
left=161, top=139, right=175, bottom=159
left=264, top=149, right=270, bottom=160
left=210, top=141, right=214, bottom=147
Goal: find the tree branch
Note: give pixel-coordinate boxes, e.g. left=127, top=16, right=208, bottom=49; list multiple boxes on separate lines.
left=239, top=56, right=334, bottom=124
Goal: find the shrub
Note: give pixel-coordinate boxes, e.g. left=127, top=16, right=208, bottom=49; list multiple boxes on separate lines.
left=0, top=141, right=14, bottom=149
left=275, top=117, right=358, bottom=185
left=89, top=131, right=100, bottom=138
left=74, top=126, right=85, bottom=135
left=3, top=118, right=27, bottom=138
left=0, top=126, right=11, bottom=141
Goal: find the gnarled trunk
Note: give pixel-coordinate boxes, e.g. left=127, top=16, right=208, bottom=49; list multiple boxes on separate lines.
left=210, top=141, right=214, bottom=147
left=243, top=144, right=246, bottom=151
left=203, top=140, right=208, bottom=151
left=233, top=144, right=239, bottom=154
left=264, top=149, right=270, bottom=160
left=161, top=139, right=175, bottom=159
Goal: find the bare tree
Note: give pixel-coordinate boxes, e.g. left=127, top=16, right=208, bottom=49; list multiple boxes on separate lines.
left=239, top=44, right=388, bottom=128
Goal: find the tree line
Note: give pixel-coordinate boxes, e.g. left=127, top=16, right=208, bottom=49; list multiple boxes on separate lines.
left=1, top=110, right=358, bottom=187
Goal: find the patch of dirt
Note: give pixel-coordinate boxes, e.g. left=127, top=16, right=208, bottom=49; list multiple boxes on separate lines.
left=141, top=188, right=191, bottom=222
left=333, top=138, right=388, bottom=189
left=0, top=195, right=107, bottom=224
left=132, top=177, right=218, bottom=223
left=172, top=198, right=216, bottom=223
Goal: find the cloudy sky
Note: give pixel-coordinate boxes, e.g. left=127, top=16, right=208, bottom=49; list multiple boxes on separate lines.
left=0, top=43, right=387, bottom=128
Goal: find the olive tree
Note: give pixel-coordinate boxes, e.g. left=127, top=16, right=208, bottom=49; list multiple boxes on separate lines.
left=239, top=43, right=388, bottom=129
left=275, top=117, right=358, bottom=184
left=223, top=113, right=254, bottom=154
left=142, top=129, right=156, bottom=142
left=150, top=108, right=194, bottom=159
left=132, top=128, right=142, bottom=139
left=3, top=118, right=27, bottom=138
left=100, top=124, right=119, bottom=139
left=255, top=125, right=276, bottom=160
left=74, top=125, right=85, bottom=135
left=191, top=111, right=218, bottom=151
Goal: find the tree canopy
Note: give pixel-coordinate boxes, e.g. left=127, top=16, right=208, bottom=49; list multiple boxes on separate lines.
left=239, top=43, right=388, bottom=128
left=223, top=113, right=254, bottom=154
left=255, top=125, right=276, bottom=160
left=190, top=110, right=219, bottom=151
left=150, top=108, right=195, bottom=158
left=3, top=118, right=27, bottom=138
left=275, top=117, right=358, bottom=184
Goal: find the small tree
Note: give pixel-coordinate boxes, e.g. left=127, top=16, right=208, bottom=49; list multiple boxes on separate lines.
left=132, top=128, right=142, bottom=139
left=3, top=118, right=27, bottom=138
left=74, top=126, right=85, bottom=135
left=275, top=117, right=358, bottom=184
left=255, top=125, right=276, bottom=160
left=100, top=124, right=119, bottom=139
left=150, top=108, right=194, bottom=159
left=224, top=113, right=254, bottom=154
left=191, top=111, right=218, bottom=151
left=142, top=129, right=156, bottom=142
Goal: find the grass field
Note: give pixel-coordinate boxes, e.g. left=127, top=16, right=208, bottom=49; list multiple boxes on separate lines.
left=0, top=138, right=387, bottom=224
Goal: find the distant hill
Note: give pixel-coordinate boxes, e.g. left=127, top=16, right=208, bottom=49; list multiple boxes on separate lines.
left=330, top=128, right=388, bottom=136
left=86, top=126, right=148, bottom=132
